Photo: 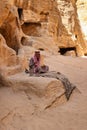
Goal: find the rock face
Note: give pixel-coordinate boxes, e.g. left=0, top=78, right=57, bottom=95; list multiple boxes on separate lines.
left=6, top=73, right=67, bottom=111
left=76, top=0, right=87, bottom=49
left=0, top=0, right=87, bottom=77
left=0, top=1, right=87, bottom=130
left=19, top=0, right=87, bottom=55
left=0, top=0, right=27, bottom=76
left=0, top=0, right=23, bottom=53
left=57, top=0, right=87, bottom=56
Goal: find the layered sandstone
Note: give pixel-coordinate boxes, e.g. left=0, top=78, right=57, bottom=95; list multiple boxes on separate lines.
left=0, top=1, right=87, bottom=129
left=76, top=0, right=87, bottom=43
left=0, top=0, right=87, bottom=76
left=0, top=0, right=27, bottom=76
left=16, top=0, right=87, bottom=55
left=0, top=53, right=87, bottom=130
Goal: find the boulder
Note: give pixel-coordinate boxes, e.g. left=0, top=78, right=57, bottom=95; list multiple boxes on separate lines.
left=8, top=73, right=67, bottom=110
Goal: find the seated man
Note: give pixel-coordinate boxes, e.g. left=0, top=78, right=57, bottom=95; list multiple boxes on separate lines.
left=29, top=51, right=49, bottom=75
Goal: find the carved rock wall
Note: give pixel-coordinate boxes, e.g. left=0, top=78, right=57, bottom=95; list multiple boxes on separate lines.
left=57, top=0, right=87, bottom=55
left=0, top=34, right=16, bottom=67
left=0, top=0, right=27, bottom=76
left=76, top=0, right=87, bottom=48
left=20, top=0, right=60, bottom=52
left=17, top=0, right=87, bottom=55
left=0, top=0, right=87, bottom=77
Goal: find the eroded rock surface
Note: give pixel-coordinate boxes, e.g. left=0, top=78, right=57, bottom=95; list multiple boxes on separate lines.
left=0, top=0, right=87, bottom=79
left=77, top=0, right=87, bottom=43
left=0, top=1, right=87, bottom=129
left=18, top=0, right=87, bottom=55
left=0, top=0, right=28, bottom=76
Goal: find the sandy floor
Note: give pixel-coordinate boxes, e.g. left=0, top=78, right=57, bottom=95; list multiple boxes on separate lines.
left=0, top=53, right=87, bottom=130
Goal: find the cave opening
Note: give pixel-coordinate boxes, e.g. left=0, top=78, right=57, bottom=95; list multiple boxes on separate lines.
left=21, top=22, right=41, bottom=37
left=18, top=8, right=23, bottom=20
left=21, top=37, right=26, bottom=45
left=38, top=48, right=44, bottom=51
left=59, top=47, right=76, bottom=55
left=0, top=26, right=19, bottom=54
left=84, top=53, right=87, bottom=56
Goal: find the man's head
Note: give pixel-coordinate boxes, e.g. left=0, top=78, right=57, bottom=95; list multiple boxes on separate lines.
left=35, top=51, right=40, bottom=59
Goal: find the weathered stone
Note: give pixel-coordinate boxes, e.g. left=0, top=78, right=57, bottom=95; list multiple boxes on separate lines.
left=0, top=34, right=16, bottom=67
left=0, top=0, right=87, bottom=76
left=0, top=68, right=12, bottom=87
left=0, top=6, right=22, bottom=53
left=8, top=73, right=67, bottom=109
left=19, top=0, right=87, bottom=55
left=0, top=0, right=28, bottom=75
left=64, top=50, right=76, bottom=56
left=77, top=0, right=87, bottom=42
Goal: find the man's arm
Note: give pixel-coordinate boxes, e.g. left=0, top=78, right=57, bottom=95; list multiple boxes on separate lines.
left=29, top=58, right=35, bottom=68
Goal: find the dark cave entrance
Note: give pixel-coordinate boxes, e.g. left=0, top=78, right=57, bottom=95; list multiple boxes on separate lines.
left=84, top=53, right=87, bottom=56
left=59, top=47, right=77, bottom=55
left=18, top=8, right=23, bottom=20
left=21, top=37, right=26, bottom=45
left=21, top=22, right=41, bottom=37
left=0, top=26, right=20, bottom=54
left=38, top=48, right=44, bottom=51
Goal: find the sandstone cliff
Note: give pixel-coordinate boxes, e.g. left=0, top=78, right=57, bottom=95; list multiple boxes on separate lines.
left=77, top=0, right=87, bottom=43
left=0, top=1, right=87, bottom=130
left=0, top=0, right=87, bottom=76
